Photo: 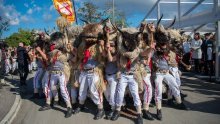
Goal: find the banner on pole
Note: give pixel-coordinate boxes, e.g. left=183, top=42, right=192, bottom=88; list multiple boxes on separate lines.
left=52, top=0, right=76, bottom=23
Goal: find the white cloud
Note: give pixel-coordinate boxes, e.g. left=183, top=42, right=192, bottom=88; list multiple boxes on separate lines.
left=27, top=5, right=41, bottom=14
left=31, top=0, right=35, bottom=5
left=27, top=8, right=33, bottom=14
left=49, top=5, right=54, bottom=11
left=24, top=3, right=29, bottom=8
left=10, top=18, right=19, bottom=25
left=35, top=6, right=42, bottom=12
left=20, top=15, right=29, bottom=22
left=0, top=2, right=20, bottom=25
left=20, top=15, right=35, bottom=23
left=43, top=14, right=52, bottom=22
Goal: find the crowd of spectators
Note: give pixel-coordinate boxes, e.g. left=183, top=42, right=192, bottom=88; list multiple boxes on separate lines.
left=0, top=42, right=37, bottom=88
left=181, top=32, right=216, bottom=76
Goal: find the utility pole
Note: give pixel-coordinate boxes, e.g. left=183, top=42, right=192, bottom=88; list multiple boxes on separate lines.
left=112, top=0, right=115, bottom=24
left=157, top=1, right=160, bottom=21
left=178, top=0, right=181, bottom=28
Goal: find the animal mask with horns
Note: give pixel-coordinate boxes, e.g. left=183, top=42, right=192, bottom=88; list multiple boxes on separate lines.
left=113, top=25, right=141, bottom=52
left=79, top=18, right=109, bottom=46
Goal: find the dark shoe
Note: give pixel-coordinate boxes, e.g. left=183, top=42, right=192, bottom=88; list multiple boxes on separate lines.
left=5, top=73, right=9, bottom=76
left=20, top=82, right=24, bottom=86
left=52, top=101, right=59, bottom=108
left=39, top=104, right=51, bottom=111
left=39, top=94, right=46, bottom=99
left=30, top=93, right=40, bottom=99
left=176, top=102, right=189, bottom=110
left=136, top=114, right=143, bottom=124
left=156, top=109, right=162, bottom=120
left=143, top=110, right=154, bottom=120
left=94, top=109, right=104, bottom=120
left=181, top=92, right=188, bottom=98
left=111, top=110, right=120, bottom=121
left=149, top=103, right=155, bottom=107
left=167, top=99, right=175, bottom=107
left=106, top=110, right=114, bottom=120
left=71, top=103, right=78, bottom=110
left=150, top=99, right=155, bottom=106
left=65, top=107, right=72, bottom=118
left=121, top=106, right=127, bottom=111
left=73, top=104, right=84, bottom=114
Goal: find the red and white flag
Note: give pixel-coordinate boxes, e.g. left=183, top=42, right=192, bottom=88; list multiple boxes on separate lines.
left=52, top=0, right=76, bottom=23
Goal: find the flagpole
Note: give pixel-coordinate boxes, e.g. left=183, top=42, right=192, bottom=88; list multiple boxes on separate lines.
left=72, top=0, right=78, bottom=25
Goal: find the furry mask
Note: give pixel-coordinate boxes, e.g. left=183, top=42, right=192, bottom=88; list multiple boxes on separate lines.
left=79, top=18, right=109, bottom=46
left=49, top=32, right=65, bottom=50
left=116, top=27, right=141, bottom=52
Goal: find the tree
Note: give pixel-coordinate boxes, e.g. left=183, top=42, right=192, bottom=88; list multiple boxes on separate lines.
left=103, top=1, right=130, bottom=28
left=5, top=29, right=34, bottom=47
left=0, top=16, right=10, bottom=38
left=77, top=2, right=103, bottom=23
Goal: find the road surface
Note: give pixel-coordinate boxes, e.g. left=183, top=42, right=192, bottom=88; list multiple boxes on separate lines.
left=11, top=72, right=220, bottom=124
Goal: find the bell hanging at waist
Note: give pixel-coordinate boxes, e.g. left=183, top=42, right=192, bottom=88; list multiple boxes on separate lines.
left=157, top=69, right=169, bottom=74
left=48, top=69, right=64, bottom=74
left=83, top=68, right=95, bottom=73
left=122, top=71, right=134, bottom=75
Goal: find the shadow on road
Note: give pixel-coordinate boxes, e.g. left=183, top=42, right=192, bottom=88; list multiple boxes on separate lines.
left=181, top=76, right=220, bottom=115
left=4, top=71, right=220, bottom=122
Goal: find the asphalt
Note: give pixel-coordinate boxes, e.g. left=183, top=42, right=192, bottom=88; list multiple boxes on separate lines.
left=0, top=85, right=16, bottom=121
left=3, top=72, right=220, bottom=124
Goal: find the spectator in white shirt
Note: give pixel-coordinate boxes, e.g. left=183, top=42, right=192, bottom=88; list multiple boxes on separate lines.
left=191, top=33, right=203, bottom=73
left=182, top=39, right=191, bottom=66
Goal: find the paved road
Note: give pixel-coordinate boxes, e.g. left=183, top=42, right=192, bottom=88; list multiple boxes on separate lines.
left=11, top=72, right=220, bottom=124
left=0, top=82, right=16, bottom=121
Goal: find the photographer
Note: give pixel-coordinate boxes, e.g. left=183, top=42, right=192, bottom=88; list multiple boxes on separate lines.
left=17, top=42, right=30, bottom=86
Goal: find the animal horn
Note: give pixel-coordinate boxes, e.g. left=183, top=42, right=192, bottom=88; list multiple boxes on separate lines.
left=157, top=14, right=163, bottom=27
left=44, top=28, right=49, bottom=36
left=100, top=17, right=109, bottom=24
left=110, top=20, right=124, bottom=35
left=166, top=16, right=176, bottom=29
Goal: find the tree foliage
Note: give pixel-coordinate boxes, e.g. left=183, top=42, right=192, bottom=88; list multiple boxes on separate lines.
left=0, top=16, right=10, bottom=38
left=103, top=2, right=130, bottom=28
left=5, top=29, right=34, bottom=47
left=78, top=2, right=103, bottom=23
left=77, top=1, right=130, bottom=27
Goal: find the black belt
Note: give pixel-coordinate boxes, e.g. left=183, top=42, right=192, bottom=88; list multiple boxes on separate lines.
left=123, top=72, right=134, bottom=75
left=107, top=73, right=117, bottom=76
left=84, top=68, right=94, bottom=71
left=83, top=68, right=95, bottom=73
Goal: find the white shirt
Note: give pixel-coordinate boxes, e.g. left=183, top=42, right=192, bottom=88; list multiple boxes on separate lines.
left=207, top=43, right=213, bottom=60
left=191, top=39, right=202, bottom=59
left=183, top=41, right=191, bottom=54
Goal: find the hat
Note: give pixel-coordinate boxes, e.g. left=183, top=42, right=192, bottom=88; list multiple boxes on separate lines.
left=204, top=33, right=211, bottom=36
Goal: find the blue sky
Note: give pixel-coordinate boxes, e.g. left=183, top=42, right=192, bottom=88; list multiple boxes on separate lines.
left=0, top=0, right=214, bottom=38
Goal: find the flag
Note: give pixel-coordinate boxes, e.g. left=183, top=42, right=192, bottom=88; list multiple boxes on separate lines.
left=52, top=0, right=76, bottom=23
